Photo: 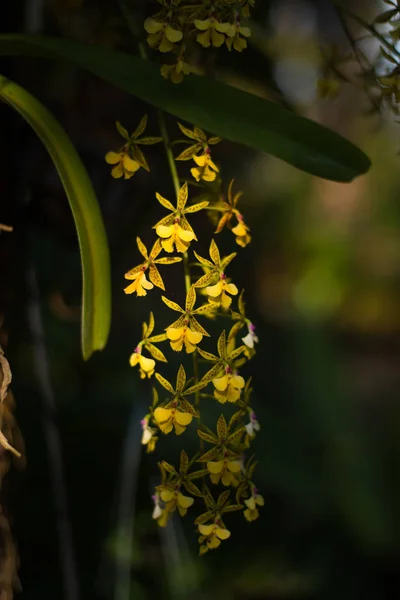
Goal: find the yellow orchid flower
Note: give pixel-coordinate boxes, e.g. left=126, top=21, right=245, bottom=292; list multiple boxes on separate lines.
left=154, top=182, right=209, bottom=253
left=162, top=287, right=211, bottom=353
left=191, top=150, right=219, bottom=182
left=232, top=216, right=252, bottom=247
left=167, top=325, right=202, bottom=353
left=206, top=274, right=238, bottom=309
left=214, top=179, right=252, bottom=248
left=153, top=404, right=193, bottom=435
left=129, top=313, right=167, bottom=378
left=161, top=54, right=195, bottom=83
left=124, top=237, right=182, bottom=295
left=194, top=17, right=231, bottom=48
left=140, top=415, right=158, bottom=452
left=129, top=347, right=155, bottom=379
left=198, top=522, right=231, bottom=553
left=157, top=222, right=196, bottom=253
left=145, top=19, right=183, bottom=52
left=226, top=22, right=251, bottom=52
left=159, top=486, right=194, bottom=516
left=207, top=456, right=242, bottom=486
left=153, top=365, right=205, bottom=435
left=175, top=123, right=221, bottom=181
left=244, top=488, right=264, bottom=522
left=105, top=117, right=162, bottom=179
left=212, top=368, right=245, bottom=403
left=105, top=150, right=140, bottom=179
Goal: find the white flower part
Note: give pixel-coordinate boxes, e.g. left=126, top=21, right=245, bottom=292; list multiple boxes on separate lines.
left=152, top=492, right=162, bottom=520
left=242, top=322, right=259, bottom=349
left=245, top=411, right=260, bottom=437
left=140, top=416, right=153, bottom=445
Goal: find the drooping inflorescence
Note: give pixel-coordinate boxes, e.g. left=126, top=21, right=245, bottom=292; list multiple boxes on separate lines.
left=107, top=109, right=262, bottom=554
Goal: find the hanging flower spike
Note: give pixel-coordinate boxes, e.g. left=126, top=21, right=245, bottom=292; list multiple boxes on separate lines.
left=141, top=415, right=158, bottom=452
left=162, top=287, right=212, bottom=353
left=153, top=365, right=205, bottom=435
left=124, top=237, right=182, bottom=296
left=194, top=14, right=232, bottom=48
left=105, top=117, right=162, bottom=179
left=154, top=182, right=209, bottom=253
left=214, top=179, right=252, bottom=248
left=144, top=2, right=183, bottom=53
left=244, top=486, right=264, bottom=522
left=129, top=312, right=168, bottom=378
left=175, top=123, right=221, bottom=182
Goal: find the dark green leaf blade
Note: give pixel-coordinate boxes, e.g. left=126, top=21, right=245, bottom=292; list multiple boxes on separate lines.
left=0, top=34, right=371, bottom=182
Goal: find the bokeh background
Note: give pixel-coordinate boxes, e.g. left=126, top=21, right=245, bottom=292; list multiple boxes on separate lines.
left=2, top=0, right=400, bottom=598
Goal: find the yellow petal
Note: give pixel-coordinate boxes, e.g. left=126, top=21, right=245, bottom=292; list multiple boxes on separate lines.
left=207, top=535, right=221, bottom=549
left=194, top=19, right=211, bottom=31
left=206, top=281, right=223, bottom=297
left=186, top=328, right=202, bottom=344
left=167, top=327, right=184, bottom=341
left=139, top=355, right=156, bottom=373
left=174, top=411, right=192, bottom=426
left=232, top=375, right=245, bottom=389
left=216, top=527, right=231, bottom=540
left=174, top=422, right=186, bottom=435
left=225, top=283, right=238, bottom=295
left=211, top=29, right=226, bottom=47
left=232, top=222, right=247, bottom=236
left=144, top=17, right=164, bottom=34
left=160, top=489, right=175, bottom=502
left=226, top=387, right=241, bottom=403
left=165, top=25, right=183, bottom=43
left=198, top=523, right=214, bottom=536
left=141, top=274, right=154, bottom=290
left=190, top=167, right=202, bottom=181
left=212, top=375, right=229, bottom=391
left=184, top=340, right=197, bottom=354
left=159, top=34, right=174, bottom=53
left=255, top=494, right=264, bottom=506
left=178, top=228, right=196, bottom=242
left=154, top=407, right=171, bottom=424
left=123, top=154, right=140, bottom=172
left=156, top=224, right=174, bottom=238
left=111, top=164, right=124, bottom=178
left=244, top=497, right=256, bottom=510
left=170, top=338, right=184, bottom=352
left=227, top=460, right=241, bottom=473
left=129, top=353, right=140, bottom=367
left=239, top=26, right=251, bottom=37
left=105, top=151, right=122, bottom=165
left=197, top=30, right=211, bottom=47
left=161, top=237, right=175, bottom=253
left=207, top=460, right=224, bottom=474
left=214, top=390, right=228, bottom=404
left=159, top=420, right=173, bottom=434
left=178, top=492, right=194, bottom=509
left=193, top=153, right=208, bottom=167
left=215, top=21, right=231, bottom=33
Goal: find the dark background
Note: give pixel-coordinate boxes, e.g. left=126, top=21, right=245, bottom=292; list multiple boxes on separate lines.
left=2, top=1, right=400, bottom=598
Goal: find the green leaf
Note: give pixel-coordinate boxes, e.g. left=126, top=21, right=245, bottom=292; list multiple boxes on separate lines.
left=0, top=75, right=111, bottom=360
left=0, top=34, right=371, bottom=182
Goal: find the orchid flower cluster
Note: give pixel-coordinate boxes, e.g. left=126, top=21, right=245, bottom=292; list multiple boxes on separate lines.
left=143, top=0, right=255, bottom=83
left=107, top=111, right=261, bottom=555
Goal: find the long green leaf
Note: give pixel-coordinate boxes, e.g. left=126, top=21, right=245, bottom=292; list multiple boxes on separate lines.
left=0, top=34, right=370, bottom=182
left=0, top=75, right=111, bottom=360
